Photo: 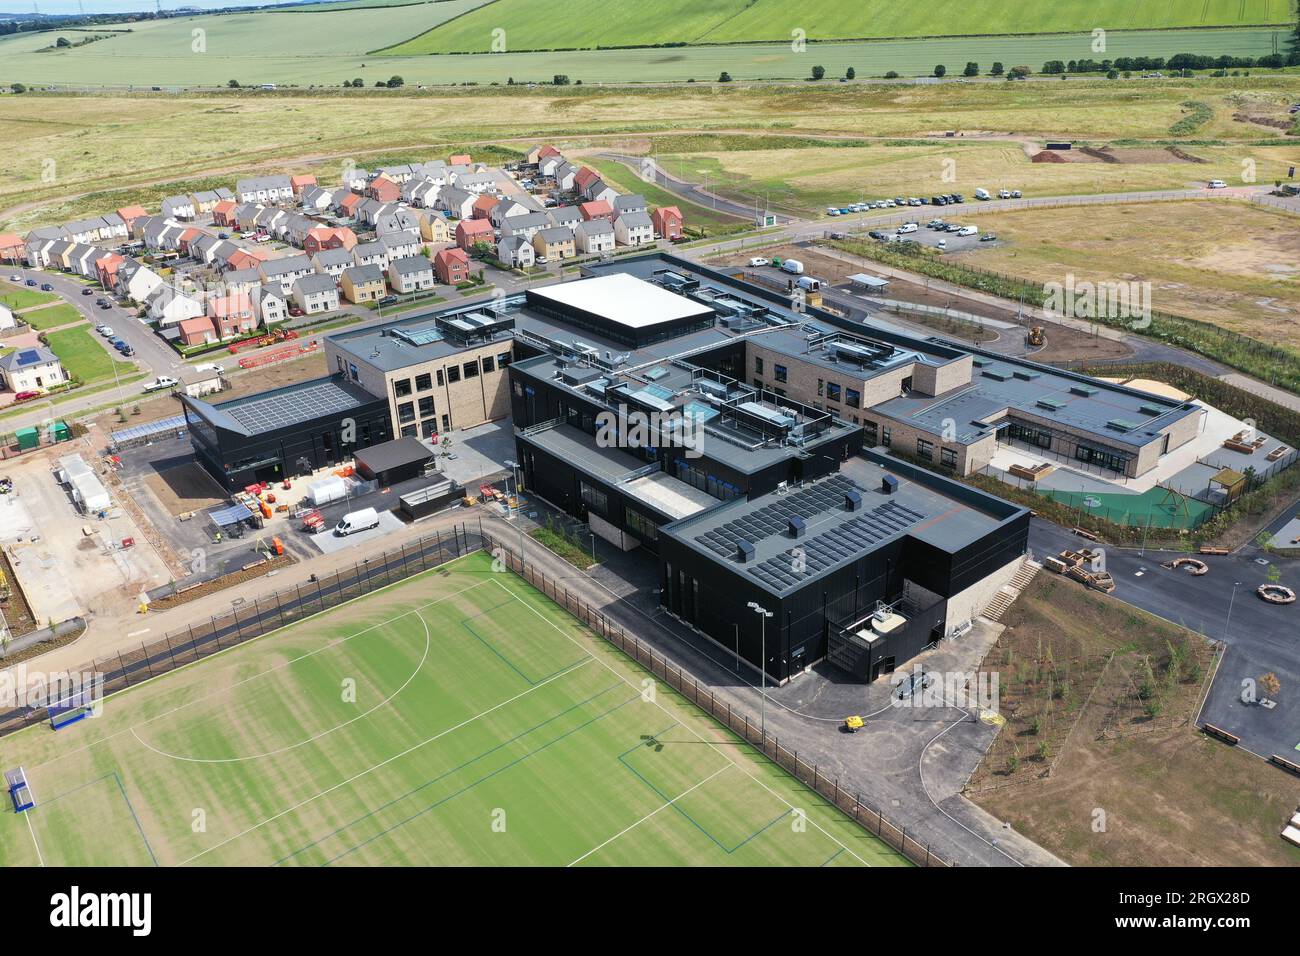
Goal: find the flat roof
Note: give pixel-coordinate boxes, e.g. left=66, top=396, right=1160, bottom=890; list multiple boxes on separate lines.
left=529, top=273, right=713, bottom=329
left=354, top=436, right=435, bottom=474
left=189, top=376, right=377, bottom=436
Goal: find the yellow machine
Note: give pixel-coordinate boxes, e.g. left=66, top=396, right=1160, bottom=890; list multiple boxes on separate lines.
left=1026, top=326, right=1045, bottom=347
left=843, top=715, right=865, bottom=733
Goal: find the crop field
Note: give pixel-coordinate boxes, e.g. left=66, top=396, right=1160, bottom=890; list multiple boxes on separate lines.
left=385, top=0, right=1294, bottom=54
left=0, top=22, right=1285, bottom=89
left=0, top=552, right=903, bottom=867
left=581, top=157, right=748, bottom=233
left=949, top=200, right=1300, bottom=348
left=651, top=141, right=1300, bottom=215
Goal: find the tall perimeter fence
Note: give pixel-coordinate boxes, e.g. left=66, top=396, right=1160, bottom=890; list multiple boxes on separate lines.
left=0, top=517, right=949, bottom=867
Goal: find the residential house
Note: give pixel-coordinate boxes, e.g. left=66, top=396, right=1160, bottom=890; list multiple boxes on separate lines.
left=177, top=316, right=219, bottom=347
left=375, top=208, right=420, bottom=237
left=471, top=194, right=500, bottom=220
left=290, top=174, right=317, bottom=196
left=548, top=205, right=582, bottom=230
left=415, top=210, right=451, bottom=245
left=538, top=154, right=565, bottom=179
left=402, top=179, right=440, bottom=208
left=573, top=167, right=601, bottom=196
left=0, top=233, right=25, bottom=263
left=496, top=235, right=535, bottom=269
left=98, top=213, right=129, bottom=240
left=63, top=218, right=106, bottom=244
left=652, top=206, right=684, bottom=241
left=311, top=247, right=354, bottom=279
left=222, top=268, right=263, bottom=294
left=118, top=261, right=164, bottom=303
left=437, top=186, right=477, bottom=221
left=336, top=193, right=364, bottom=220
left=614, top=211, right=654, bottom=247
left=148, top=284, right=205, bottom=326
left=583, top=179, right=619, bottom=205
left=340, top=167, right=370, bottom=192
left=293, top=274, right=340, bottom=315
left=254, top=284, right=287, bottom=325
left=95, top=252, right=126, bottom=290
left=387, top=256, right=436, bottom=294
left=259, top=254, right=315, bottom=295
left=357, top=199, right=395, bottom=228
left=375, top=164, right=420, bottom=184
left=340, top=264, right=386, bottom=304
left=433, top=247, right=471, bottom=285
left=531, top=226, right=576, bottom=261
left=368, top=175, right=402, bottom=203
left=0, top=304, right=15, bottom=331
left=499, top=212, right=549, bottom=242
left=613, top=194, right=647, bottom=217
left=579, top=200, right=614, bottom=224
left=190, top=189, right=234, bottom=214
left=231, top=203, right=262, bottom=231
left=380, top=230, right=422, bottom=262
left=0, top=346, right=66, bottom=392
left=553, top=161, right=578, bottom=192
left=236, top=175, right=294, bottom=204
left=352, top=241, right=389, bottom=270
left=525, top=144, right=560, bottom=165
left=455, top=218, right=494, bottom=251
left=448, top=153, right=472, bottom=166
left=115, top=206, right=150, bottom=230
left=280, top=213, right=318, bottom=247
left=488, top=199, right=529, bottom=229
left=453, top=171, right=497, bottom=194
left=304, top=226, right=358, bottom=256
left=300, top=185, right=337, bottom=212
left=208, top=292, right=258, bottom=339
left=574, top=218, right=615, bottom=255
left=161, top=195, right=196, bottom=220
left=225, top=246, right=273, bottom=273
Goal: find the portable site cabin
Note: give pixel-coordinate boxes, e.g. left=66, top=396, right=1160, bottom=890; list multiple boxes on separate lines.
left=70, top=472, right=111, bottom=514
left=15, top=427, right=39, bottom=451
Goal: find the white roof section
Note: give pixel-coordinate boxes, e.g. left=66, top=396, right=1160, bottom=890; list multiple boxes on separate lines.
left=530, top=273, right=712, bottom=330
left=625, top=472, right=716, bottom=520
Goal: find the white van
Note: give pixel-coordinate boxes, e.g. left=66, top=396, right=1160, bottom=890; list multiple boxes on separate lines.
left=796, top=276, right=822, bottom=291
left=897, top=222, right=918, bottom=234
left=974, top=188, right=991, bottom=201
left=780, top=259, right=805, bottom=275
left=956, top=225, right=978, bottom=237
left=335, top=507, right=380, bottom=537
left=1208, top=180, right=1227, bottom=189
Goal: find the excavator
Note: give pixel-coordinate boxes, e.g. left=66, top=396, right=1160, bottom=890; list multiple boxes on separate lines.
left=1025, top=326, right=1045, bottom=347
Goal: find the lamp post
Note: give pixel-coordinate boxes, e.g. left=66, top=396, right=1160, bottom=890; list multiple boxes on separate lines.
left=747, top=601, right=773, bottom=738
left=1223, top=581, right=1242, bottom=642
left=503, top=458, right=524, bottom=569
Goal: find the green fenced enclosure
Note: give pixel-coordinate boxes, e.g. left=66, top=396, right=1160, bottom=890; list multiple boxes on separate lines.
left=1038, top=485, right=1219, bottom=530
left=0, top=546, right=909, bottom=867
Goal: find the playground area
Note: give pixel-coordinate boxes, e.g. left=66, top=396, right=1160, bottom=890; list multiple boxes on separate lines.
left=0, top=551, right=903, bottom=867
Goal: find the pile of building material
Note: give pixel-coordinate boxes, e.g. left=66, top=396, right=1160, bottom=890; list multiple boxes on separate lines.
left=55, top=454, right=111, bottom=515
left=1282, top=808, right=1300, bottom=849
left=1044, top=547, right=1115, bottom=593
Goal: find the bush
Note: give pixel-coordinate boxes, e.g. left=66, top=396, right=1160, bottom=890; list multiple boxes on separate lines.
left=718, top=71, right=732, bottom=83
left=811, top=65, right=825, bottom=80
left=933, top=64, right=946, bottom=77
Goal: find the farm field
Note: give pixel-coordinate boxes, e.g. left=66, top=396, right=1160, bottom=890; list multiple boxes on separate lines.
left=948, top=200, right=1300, bottom=349
left=0, top=24, right=1285, bottom=89
left=43, top=325, right=135, bottom=384
left=4, top=77, right=1299, bottom=232
left=650, top=141, right=1300, bottom=215
left=0, top=551, right=903, bottom=867
left=969, top=575, right=1300, bottom=867
left=386, top=0, right=1293, bottom=54
left=582, top=157, right=748, bottom=234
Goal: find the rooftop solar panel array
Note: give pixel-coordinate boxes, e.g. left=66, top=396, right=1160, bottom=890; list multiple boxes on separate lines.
left=747, top=499, right=927, bottom=592
left=224, top=379, right=366, bottom=433
left=692, top=474, right=856, bottom=558
left=111, top=414, right=188, bottom=445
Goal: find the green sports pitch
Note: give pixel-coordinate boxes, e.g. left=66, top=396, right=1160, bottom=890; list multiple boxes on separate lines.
left=0, top=551, right=905, bottom=867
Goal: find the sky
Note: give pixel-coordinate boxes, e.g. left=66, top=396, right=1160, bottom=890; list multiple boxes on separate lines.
left=1, top=1, right=316, bottom=14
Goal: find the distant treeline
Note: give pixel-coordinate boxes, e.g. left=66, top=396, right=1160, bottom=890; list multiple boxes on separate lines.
left=1040, top=52, right=1300, bottom=74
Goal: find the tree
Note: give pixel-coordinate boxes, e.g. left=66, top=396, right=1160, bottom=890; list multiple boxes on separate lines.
left=963, top=61, right=979, bottom=77
left=352, top=77, right=363, bottom=87
left=990, top=61, right=1004, bottom=75
left=810, top=64, right=825, bottom=80
left=845, top=66, right=855, bottom=80
left=10, top=83, right=26, bottom=94
left=884, top=70, right=899, bottom=79
left=933, top=64, right=946, bottom=77
left=55, top=36, right=71, bottom=48
left=1008, top=65, right=1031, bottom=79
left=386, top=75, right=404, bottom=88
left=228, top=79, right=241, bottom=88
left=552, top=74, right=570, bottom=85
left=718, top=71, right=732, bottom=83
left=1106, top=69, right=1119, bottom=80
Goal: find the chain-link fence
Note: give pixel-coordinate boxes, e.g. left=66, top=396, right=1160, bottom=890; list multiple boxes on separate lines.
left=481, top=531, right=950, bottom=867
left=0, top=524, right=484, bottom=737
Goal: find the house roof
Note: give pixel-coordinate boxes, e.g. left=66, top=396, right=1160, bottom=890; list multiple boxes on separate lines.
left=207, top=293, right=254, bottom=318
left=613, top=194, right=646, bottom=211
left=434, top=247, right=469, bottom=266
left=0, top=346, right=59, bottom=372
left=294, top=273, right=337, bottom=295
left=389, top=255, right=433, bottom=276
left=456, top=218, right=493, bottom=236
left=576, top=218, right=613, bottom=236
left=178, top=317, right=215, bottom=335
left=617, top=211, right=653, bottom=229
left=580, top=200, right=612, bottom=218
left=535, top=226, right=574, bottom=244
left=343, top=264, right=384, bottom=285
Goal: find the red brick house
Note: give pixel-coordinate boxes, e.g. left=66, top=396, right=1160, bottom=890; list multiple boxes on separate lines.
left=0, top=232, right=24, bottom=264
left=115, top=205, right=150, bottom=230
left=449, top=153, right=472, bottom=166
left=290, top=174, right=317, bottom=196
left=338, top=193, right=364, bottom=218
left=455, top=218, right=493, bottom=251
left=208, top=292, right=258, bottom=338
left=651, top=206, right=683, bottom=240
left=579, top=200, right=614, bottom=224
left=434, top=247, right=471, bottom=285
left=471, top=194, right=500, bottom=220
left=368, top=175, right=402, bottom=203
left=95, top=252, right=125, bottom=290
left=177, top=227, right=203, bottom=256
left=573, top=166, right=600, bottom=195
left=212, top=200, right=239, bottom=229
left=177, top=316, right=218, bottom=347
left=303, top=226, right=358, bottom=256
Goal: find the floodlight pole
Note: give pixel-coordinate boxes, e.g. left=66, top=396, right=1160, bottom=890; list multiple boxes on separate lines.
left=747, top=601, right=773, bottom=738
left=1223, top=581, right=1242, bottom=642
left=503, top=458, right=524, bottom=570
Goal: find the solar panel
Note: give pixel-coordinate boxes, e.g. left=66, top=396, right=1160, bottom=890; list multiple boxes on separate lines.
left=111, top=414, right=188, bottom=444
left=17, top=349, right=41, bottom=366
left=223, top=380, right=367, bottom=433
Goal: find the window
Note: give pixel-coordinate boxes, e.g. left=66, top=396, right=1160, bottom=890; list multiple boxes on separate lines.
left=845, top=387, right=861, bottom=409
left=418, top=397, right=434, bottom=418
left=397, top=402, right=415, bottom=424
left=817, top=378, right=824, bottom=398
left=497, top=351, right=512, bottom=367
left=881, top=425, right=892, bottom=447
left=393, top=378, right=412, bottom=398
left=513, top=381, right=523, bottom=398
left=916, top=438, right=934, bottom=461
left=825, top=382, right=841, bottom=403
left=482, top=356, right=495, bottom=374
left=863, top=420, right=878, bottom=445
left=463, top=360, right=479, bottom=379
left=440, top=414, right=450, bottom=431
left=626, top=508, right=658, bottom=542
left=415, top=373, right=432, bottom=391
left=940, top=447, right=958, bottom=469
left=400, top=424, right=417, bottom=438
left=446, top=365, right=461, bottom=384
left=774, top=364, right=787, bottom=384
left=579, top=480, right=608, bottom=516
left=754, top=356, right=764, bottom=375
left=436, top=369, right=445, bottom=387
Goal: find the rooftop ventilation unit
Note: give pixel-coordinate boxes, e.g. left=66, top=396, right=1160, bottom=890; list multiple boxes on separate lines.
left=695, top=379, right=728, bottom=400
left=1070, top=385, right=1098, bottom=397
left=1037, top=398, right=1065, bottom=411
left=880, top=476, right=898, bottom=496
left=1013, top=370, right=1040, bottom=381
left=736, top=540, right=756, bottom=564
left=788, top=516, right=806, bottom=539
left=845, top=489, right=865, bottom=511
left=1139, top=404, right=1163, bottom=417
left=982, top=369, right=1011, bottom=381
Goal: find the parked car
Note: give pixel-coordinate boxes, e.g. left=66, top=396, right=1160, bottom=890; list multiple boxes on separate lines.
left=40, top=283, right=53, bottom=291
left=96, top=325, right=113, bottom=337
left=142, top=376, right=178, bottom=393
left=979, top=233, right=997, bottom=242
left=334, top=507, right=380, bottom=537
left=1208, top=179, right=1227, bottom=189
left=13, top=390, right=42, bottom=403
left=1011, top=190, right=1022, bottom=198
left=99, top=301, right=113, bottom=310
left=8, top=274, right=20, bottom=282
left=747, top=257, right=769, bottom=267
left=897, top=222, right=918, bottom=234
left=936, top=238, right=947, bottom=249
left=193, top=363, right=224, bottom=374
left=81, top=288, right=94, bottom=296
left=377, top=295, right=398, bottom=306
left=25, top=279, right=36, bottom=287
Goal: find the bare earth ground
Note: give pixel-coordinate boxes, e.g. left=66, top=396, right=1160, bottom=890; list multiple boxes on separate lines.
left=142, top=463, right=228, bottom=518
left=969, top=575, right=1300, bottom=867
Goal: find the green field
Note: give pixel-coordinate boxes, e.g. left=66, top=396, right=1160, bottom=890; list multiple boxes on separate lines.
left=0, top=287, right=59, bottom=312
left=386, top=0, right=1294, bottom=54
left=0, top=24, right=1286, bottom=88
left=584, top=157, right=748, bottom=233
left=16, top=302, right=85, bottom=331
left=0, top=552, right=904, bottom=867
left=43, top=325, right=134, bottom=384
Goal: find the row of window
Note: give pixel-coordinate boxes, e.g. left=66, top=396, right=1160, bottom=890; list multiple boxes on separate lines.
left=391, top=351, right=513, bottom=397
left=864, top=419, right=956, bottom=469
left=754, top=357, right=860, bottom=407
